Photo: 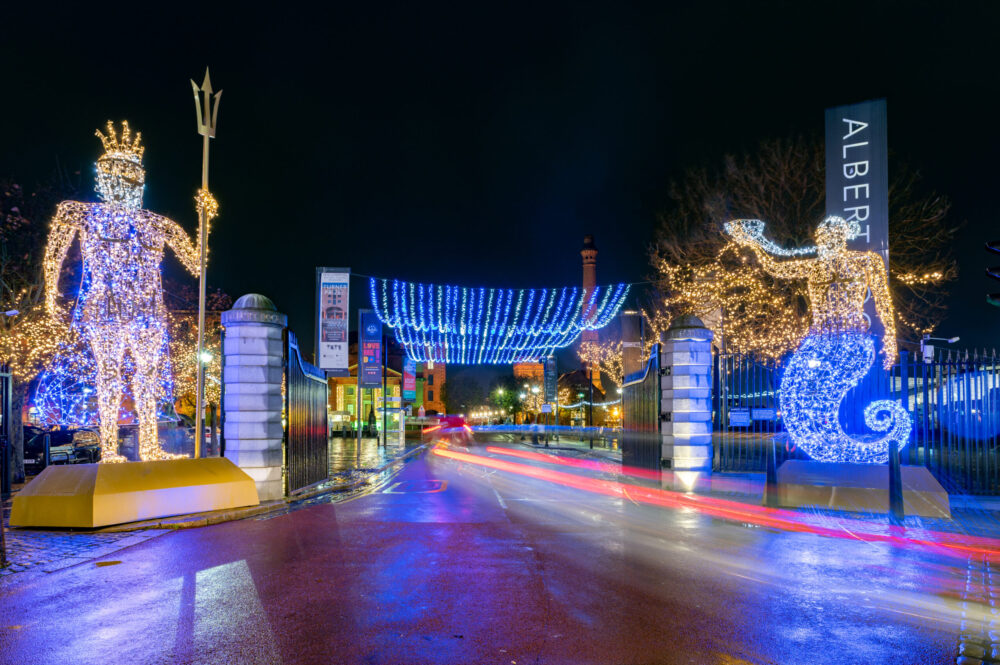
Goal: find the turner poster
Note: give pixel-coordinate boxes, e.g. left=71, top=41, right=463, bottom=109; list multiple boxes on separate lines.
left=316, top=267, right=350, bottom=376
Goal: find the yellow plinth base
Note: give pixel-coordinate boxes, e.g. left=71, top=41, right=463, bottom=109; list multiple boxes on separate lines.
left=10, top=457, right=260, bottom=528
left=771, top=460, right=951, bottom=519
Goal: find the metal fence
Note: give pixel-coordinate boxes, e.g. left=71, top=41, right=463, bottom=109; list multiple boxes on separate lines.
left=622, top=343, right=662, bottom=470
left=284, top=331, right=329, bottom=494
left=713, top=347, right=1000, bottom=495
left=896, top=349, right=1000, bottom=495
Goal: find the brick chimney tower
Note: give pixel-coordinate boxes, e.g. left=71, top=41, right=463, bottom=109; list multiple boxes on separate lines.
left=581, top=234, right=602, bottom=391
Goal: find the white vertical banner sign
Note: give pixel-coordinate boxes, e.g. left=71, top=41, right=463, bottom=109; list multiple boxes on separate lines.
left=316, top=267, right=350, bottom=376
left=825, top=99, right=889, bottom=337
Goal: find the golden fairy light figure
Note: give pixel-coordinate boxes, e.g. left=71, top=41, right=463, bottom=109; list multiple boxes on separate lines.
left=726, top=217, right=898, bottom=366
left=725, top=216, right=909, bottom=464
left=43, top=121, right=217, bottom=462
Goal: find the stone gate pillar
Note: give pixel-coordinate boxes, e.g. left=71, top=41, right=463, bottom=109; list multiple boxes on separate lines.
left=661, top=315, right=714, bottom=490
left=221, top=294, right=287, bottom=501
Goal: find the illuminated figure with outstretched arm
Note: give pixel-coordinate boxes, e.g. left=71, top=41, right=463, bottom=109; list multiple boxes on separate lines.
left=725, top=217, right=910, bottom=464
left=44, top=122, right=217, bottom=462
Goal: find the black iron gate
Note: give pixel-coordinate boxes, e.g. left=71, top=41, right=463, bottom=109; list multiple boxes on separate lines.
left=284, top=331, right=329, bottom=494
left=713, top=351, right=805, bottom=472
left=622, top=344, right=661, bottom=470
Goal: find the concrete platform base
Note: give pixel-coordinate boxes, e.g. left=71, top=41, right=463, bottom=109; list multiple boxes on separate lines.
left=10, top=457, right=260, bottom=528
left=769, top=460, right=951, bottom=519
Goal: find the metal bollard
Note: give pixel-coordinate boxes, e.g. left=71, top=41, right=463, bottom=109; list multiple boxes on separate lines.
left=764, top=436, right=778, bottom=508
left=890, top=352, right=907, bottom=526
left=888, top=436, right=904, bottom=526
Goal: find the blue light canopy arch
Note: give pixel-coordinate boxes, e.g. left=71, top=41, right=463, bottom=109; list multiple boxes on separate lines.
left=369, top=277, right=629, bottom=364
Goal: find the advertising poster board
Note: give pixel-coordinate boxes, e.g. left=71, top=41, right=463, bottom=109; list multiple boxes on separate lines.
left=544, top=355, right=557, bottom=403
left=316, top=268, right=350, bottom=376
left=403, top=357, right=416, bottom=401
left=359, top=309, right=382, bottom=388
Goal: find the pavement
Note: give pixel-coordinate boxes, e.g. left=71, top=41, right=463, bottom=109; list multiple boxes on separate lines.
left=0, top=437, right=424, bottom=585
left=0, top=439, right=984, bottom=664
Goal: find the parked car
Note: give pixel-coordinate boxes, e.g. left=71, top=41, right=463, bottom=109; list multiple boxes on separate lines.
left=23, top=427, right=100, bottom=473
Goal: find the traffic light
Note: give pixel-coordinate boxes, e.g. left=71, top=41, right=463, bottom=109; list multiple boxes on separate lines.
left=988, top=240, right=1000, bottom=307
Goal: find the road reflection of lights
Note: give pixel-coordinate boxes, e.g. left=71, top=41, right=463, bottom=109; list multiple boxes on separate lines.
left=434, top=447, right=1000, bottom=563
left=674, top=471, right=701, bottom=491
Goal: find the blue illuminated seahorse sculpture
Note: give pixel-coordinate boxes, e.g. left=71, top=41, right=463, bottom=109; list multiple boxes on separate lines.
left=725, top=217, right=911, bottom=464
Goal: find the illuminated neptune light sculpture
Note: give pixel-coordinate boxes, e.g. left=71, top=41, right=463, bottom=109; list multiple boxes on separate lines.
left=42, top=121, right=216, bottom=462
left=726, top=217, right=911, bottom=464
left=369, top=277, right=629, bottom=364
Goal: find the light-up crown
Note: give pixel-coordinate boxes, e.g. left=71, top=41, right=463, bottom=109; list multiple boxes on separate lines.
left=95, top=120, right=144, bottom=165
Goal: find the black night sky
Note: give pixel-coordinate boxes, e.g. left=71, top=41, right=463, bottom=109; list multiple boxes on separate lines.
left=2, top=2, right=998, bottom=368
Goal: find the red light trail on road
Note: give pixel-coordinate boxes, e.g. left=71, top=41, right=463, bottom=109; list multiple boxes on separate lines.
left=433, top=446, right=1000, bottom=562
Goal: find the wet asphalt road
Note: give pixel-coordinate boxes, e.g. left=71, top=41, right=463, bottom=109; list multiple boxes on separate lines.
left=0, top=443, right=961, bottom=664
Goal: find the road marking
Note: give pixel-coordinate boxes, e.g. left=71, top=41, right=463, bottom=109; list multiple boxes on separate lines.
left=95, top=561, right=122, bottom=567
left=725, top=571, right=769, bottom=586
left=493, top=488, right=507, bottom=510
left=383, top=480, right=448, bottom=493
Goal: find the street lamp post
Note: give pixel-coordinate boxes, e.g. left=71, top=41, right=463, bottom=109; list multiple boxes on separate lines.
left=191, top=69, right=221, bottom=459
left=588, top=368, right=594, bottom=449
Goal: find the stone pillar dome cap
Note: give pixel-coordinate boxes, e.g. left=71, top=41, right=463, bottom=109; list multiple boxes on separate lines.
left=663, top=314, right=714, bottom=341
left=232, top=293, right=278, bottom=311
left=222, top=294, right=287, bottom=327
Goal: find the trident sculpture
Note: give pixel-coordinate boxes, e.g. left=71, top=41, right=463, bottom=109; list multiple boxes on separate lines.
left=191, top=68, right=221, bottom=459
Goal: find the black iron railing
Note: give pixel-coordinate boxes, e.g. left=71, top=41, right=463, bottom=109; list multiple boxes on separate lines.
left=713, top=347, right=1000, bottom=495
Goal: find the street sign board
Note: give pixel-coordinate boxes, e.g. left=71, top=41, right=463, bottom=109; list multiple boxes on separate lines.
left=316, top=267, right=350, bottom=376
left=359, top=309, right=382, bottom=388
left=728, top=408, right=751, bottom=427
left=403, top=357, right=416, bottom=400
left=751, top=407, right=777, bottom=421
left=544, top=355, right=557, bottom=402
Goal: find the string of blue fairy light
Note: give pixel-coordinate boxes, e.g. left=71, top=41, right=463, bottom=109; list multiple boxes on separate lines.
left=366, top=275, right=635, bottom=364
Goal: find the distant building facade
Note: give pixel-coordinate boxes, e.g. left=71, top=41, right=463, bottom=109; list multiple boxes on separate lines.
left=513, top=362, right=543, bottom=382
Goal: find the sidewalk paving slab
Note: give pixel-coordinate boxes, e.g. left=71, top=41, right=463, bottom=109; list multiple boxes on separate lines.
left=0, top=443, right=427, bottom=586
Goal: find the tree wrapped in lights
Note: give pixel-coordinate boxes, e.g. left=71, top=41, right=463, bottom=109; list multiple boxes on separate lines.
left=0, top=178, right=80, bottom=476
left=578, top=341, right=624, bottom=389
left=727, top=216, right=911, bottom=464
left=42, top=121, right=216, bottom=462
left=165, top=285, right=230, bottom=418
left=576, top=309, right=672, bottom=390
left=652, top=135, right=957, bottom=359
left=654, top=251, right=810, bottom=359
